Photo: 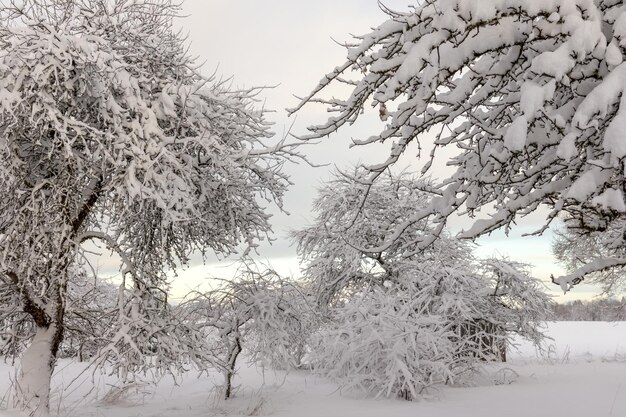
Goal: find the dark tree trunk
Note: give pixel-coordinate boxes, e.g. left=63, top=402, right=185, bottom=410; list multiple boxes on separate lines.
left=224, top=335, right=242, bottom=400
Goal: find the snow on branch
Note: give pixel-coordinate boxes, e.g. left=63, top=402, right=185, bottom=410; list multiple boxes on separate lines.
left=292, top=0, right=626, bottom=291
left=552, top=257, right=626, bottom=293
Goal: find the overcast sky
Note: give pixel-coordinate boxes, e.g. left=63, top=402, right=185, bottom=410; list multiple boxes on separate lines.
left=159, top=0, right=601, bottom=301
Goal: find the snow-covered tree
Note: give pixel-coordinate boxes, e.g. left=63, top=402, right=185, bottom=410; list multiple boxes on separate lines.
left=0, top=1, right=299, bottom=414
left=290, top=0, right=626, bottom=293
left=293, top=168, right=472, bottom=307
left=296, top=170, right=552, bottom=400
left=182, top=263, right=314, bottom=399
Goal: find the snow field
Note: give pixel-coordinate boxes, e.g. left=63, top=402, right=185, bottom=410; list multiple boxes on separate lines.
left=1, top=321, right=625, bottom=417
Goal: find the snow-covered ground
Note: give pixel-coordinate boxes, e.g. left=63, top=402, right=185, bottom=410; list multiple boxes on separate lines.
left=1, top=322, right=625, bottom=417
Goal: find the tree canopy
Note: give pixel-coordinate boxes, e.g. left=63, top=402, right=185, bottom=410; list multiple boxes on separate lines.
left=290, top=0, right=626, bottom=292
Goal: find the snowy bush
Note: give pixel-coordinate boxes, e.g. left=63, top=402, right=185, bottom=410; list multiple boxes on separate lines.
left=308, top=257, right=552, bottom=400
left=60, top=271, right=118, bottom=361
left=181, top=263, right=315, bottom=399
left=296, top=170, right=552, bottom=400
left=477, top=258, right=554, bottom=350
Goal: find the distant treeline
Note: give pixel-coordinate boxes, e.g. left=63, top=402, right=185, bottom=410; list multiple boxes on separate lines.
left=552, top=298, right=626, bottom=321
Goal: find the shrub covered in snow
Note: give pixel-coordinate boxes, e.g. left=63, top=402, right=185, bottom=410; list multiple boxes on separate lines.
left=181, top=262, right=315, bottom=399
left=307, top=256, right=552, bottom=400
left=296, top=170, right=552, bottom=400
left=294, top=169, right=471, bottom=307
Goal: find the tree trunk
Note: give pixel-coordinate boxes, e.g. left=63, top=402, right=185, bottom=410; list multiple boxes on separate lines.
left=15, top=286, right=65, bottom=417
left=15, top=324, right=61, bottom=417
left=224, top=335, right=242, bottom=400
left=78, top=341, right=84, bottom=363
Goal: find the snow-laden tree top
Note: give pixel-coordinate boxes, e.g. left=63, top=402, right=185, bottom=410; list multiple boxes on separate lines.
left=0, top=0, right=298, bottom=292
left=291, top=0, right=626, bottom=292
left=294, top=169, right=471, bottom=305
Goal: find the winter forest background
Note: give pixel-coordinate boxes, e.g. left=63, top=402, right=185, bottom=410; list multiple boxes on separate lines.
left=1, top=1, right=626, bottom=416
